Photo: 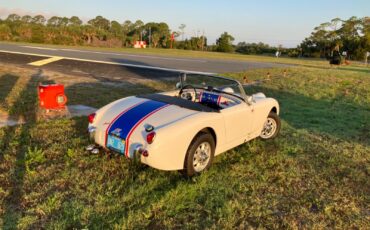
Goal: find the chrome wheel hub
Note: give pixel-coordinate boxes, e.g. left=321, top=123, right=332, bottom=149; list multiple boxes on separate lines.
left=260, top=118, right=277, bottom=139
left=193, top=142, right=211, bottom=172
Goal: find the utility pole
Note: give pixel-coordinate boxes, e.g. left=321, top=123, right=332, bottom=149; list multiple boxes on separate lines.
left=201, top=30, right=205, bottom=51
left=149, top=27, right=151, bottom=48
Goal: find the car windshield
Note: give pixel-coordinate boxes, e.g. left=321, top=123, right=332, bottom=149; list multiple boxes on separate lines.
left=180, top=73, right=245, bottom=99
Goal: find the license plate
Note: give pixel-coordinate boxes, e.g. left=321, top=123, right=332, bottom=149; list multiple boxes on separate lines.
left=107, top=135, right=125, bottom=154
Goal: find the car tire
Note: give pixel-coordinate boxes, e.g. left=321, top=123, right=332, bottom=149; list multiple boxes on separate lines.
left=183, top=132, right=215, bottom=177
left=260, top=112, right=281, bottom=140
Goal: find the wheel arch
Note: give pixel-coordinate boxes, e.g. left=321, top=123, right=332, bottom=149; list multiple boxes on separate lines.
left=199, top=127, right=217, bottom=146
left=183, top=127, right=217, bottom=167
left=271, top=106, right=277, bottom=114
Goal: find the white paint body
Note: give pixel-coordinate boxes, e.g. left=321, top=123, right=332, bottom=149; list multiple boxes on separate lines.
left=89, top=90, right=279, bottom=171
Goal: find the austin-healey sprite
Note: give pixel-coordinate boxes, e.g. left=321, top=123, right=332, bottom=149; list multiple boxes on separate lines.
left=87, top=73, right=280, bottom=176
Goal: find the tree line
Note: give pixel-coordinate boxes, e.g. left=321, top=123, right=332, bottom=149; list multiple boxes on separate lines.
left=0, top=13, right=296, bottom=55
left=299, top=16, right=369, bottom=60
left=0, top=14, right=368, bottom=60
left=0, top=13, right=211, bottom=51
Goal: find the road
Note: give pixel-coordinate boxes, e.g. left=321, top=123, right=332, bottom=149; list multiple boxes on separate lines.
left=0, top=42, right=287, bottom=74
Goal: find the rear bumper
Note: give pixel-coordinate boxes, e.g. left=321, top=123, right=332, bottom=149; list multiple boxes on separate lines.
left=88, top=126, right=144, bottom=159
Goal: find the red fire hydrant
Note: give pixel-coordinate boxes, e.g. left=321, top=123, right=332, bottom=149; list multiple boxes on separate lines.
left=38, top=84, right=67, bottom=110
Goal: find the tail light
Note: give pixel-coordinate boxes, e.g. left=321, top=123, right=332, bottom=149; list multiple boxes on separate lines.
left=88, top=113, right=96, bottom=124
left=141, top=149, right=149, bottom=157
left=136, top=147, right=149, bottom=157
left=146, top=132, right=156, bottom=144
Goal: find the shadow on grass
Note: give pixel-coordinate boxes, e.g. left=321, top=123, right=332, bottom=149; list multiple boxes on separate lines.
left=0, top=74, right=19, bottom=110
left=8, top=63, right=184, bottom=228
left=1, top=69, right=45, bottom=229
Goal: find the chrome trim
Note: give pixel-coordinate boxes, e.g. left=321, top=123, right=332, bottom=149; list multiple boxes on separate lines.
left=86, top=144, right=95, bottom=151
left=91, top=148, right=100, bottom=154
left=88, top=126, right=96, bottom=133
left=132, top=144, right=144, bottom=158
left=88, top=126, right=96, bottom=140
left=144, top=124, right=155, bottom=132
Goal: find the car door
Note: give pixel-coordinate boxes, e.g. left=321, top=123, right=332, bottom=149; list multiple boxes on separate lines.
left=221, top=102, right=254, bottom=144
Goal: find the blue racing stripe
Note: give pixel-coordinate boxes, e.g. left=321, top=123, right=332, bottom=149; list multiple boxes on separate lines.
left=108, top=100, right=167, bottom=140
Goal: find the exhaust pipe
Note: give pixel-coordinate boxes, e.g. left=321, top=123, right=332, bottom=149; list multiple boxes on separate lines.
left=91, top=148, right=100, bottom=154
left=86, top=144, right=95, bottom=151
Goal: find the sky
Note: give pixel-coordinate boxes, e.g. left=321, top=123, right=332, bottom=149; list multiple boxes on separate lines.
left=0, top=0, right=369, bottom=47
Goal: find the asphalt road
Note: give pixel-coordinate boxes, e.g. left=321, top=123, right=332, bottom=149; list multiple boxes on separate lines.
left=0, top=52, right=180, bottom=81
left=0, top=42, right=287, bottom=74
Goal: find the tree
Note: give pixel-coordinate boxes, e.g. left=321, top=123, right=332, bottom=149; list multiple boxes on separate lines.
left=151, top=32, right=160, bottom=48
left=340, top=17, right=365, bottom=59
left=21, top=15, right=32, bottom=23
left=179, top=24, right=186, bottom=41
left=88, top=16, right=110, bottom=30
left=0, top=24, right=12, bottom=40
left=110, top=21, right=123, bottom=38
left=142, top=22, right=170, bottom=48
left=31, top=24, right=45, bottom=43
left=60, top=17, right=70, bottom=27
left=300, top=16, right=368, bottom=60
left=32, top=15, right=46, bottom=25
left=67, top=25, right=82, bottom=45
left=47, top=16, right=62, bottom=27
left=216, top=32, right=234, bottom=52
left=69, top=16, right=82, bottom=26
left=82, top=25, right=96, bottom=44
left=6, top=14, right=21, bottom=22
left=236, top=42, right=276, bottom=55
left=122, top=20, right=133, bottom=34
left=16, top=24, right=33, bottom=41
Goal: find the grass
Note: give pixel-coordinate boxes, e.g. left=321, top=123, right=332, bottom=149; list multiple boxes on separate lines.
left=0, top=61, right=369, bottom=229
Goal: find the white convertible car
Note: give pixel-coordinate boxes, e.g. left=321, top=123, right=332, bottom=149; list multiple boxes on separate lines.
left=87, top=73, right=280, bottom=176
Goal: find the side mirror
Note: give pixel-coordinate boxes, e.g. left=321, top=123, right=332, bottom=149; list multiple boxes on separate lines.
left=176, top=82, right=181, bottom=89
left=246, top=96, right=254, bottom=105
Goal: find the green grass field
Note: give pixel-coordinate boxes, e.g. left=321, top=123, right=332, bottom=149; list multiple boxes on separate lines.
left=0, top=59, right=369, bottom=229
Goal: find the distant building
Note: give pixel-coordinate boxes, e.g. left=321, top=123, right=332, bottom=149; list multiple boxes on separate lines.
left=134, top=41, right=147, bottom=48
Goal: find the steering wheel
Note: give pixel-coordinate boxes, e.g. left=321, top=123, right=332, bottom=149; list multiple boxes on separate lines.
left=179, top=84, right=197, bottom=102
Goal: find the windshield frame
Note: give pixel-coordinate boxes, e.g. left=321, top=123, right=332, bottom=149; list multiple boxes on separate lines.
left=179, top=73, right=247, bottom=102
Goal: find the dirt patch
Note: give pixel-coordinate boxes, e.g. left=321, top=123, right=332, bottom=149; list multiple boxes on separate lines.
left=0, top=110, right=25, bottom=127
left=37, top=105, right=97, bottom=121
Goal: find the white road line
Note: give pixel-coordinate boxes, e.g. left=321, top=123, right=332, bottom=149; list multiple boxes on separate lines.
left=21, top=46, right=58, bottom=51
left=58, top=48, right=206, bottom=62
left=0, top=50, right=54, bottom=58
left=19, top=46, right=206, bottom=62
left=0, top=49, right=215, bottom=75
left=118, top=53, right=207, bottom=62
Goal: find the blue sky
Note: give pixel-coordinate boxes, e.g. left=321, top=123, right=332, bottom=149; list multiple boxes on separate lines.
left=1, top=0, right=369, bottom=47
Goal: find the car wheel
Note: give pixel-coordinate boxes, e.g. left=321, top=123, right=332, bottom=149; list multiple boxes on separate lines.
left=260, top=112, right=281, bottom=140
left=183, top=132, right=215, bottom=177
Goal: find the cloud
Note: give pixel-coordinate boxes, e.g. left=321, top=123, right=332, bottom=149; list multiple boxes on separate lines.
left=0, top=7, right=59, bottom=19
left=0, top=7, right=91, bottom=22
